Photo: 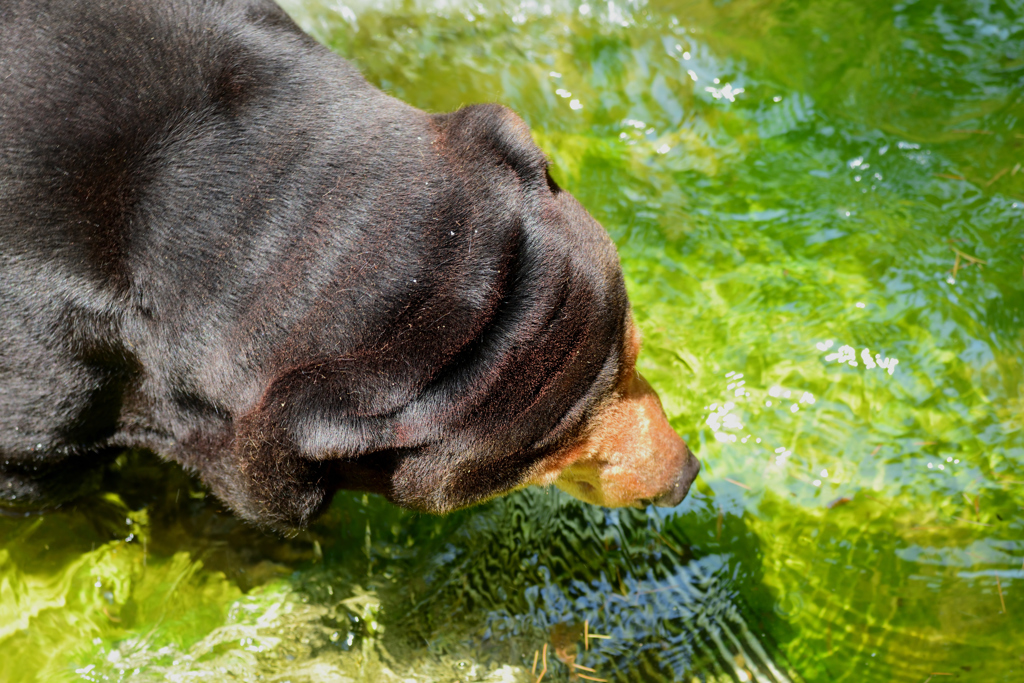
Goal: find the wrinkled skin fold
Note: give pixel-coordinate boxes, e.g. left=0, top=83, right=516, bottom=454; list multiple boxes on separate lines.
left=0, top=0, right=699, bottom=530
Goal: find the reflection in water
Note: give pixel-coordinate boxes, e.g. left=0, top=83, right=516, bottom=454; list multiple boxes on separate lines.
left=2, top=452, right=798, bottom=683
left=383, top=490, right=794, bottom=682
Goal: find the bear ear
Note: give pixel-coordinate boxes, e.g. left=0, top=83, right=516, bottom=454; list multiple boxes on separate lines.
left=435, top=103, right=549, bottom=186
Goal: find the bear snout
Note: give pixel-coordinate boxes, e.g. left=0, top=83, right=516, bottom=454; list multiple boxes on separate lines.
left=530, top=370, right=701, bottom=510
left=650, top=444, right=700, bottom=508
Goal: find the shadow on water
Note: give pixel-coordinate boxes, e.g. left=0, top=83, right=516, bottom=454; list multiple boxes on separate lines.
left=312, top=484, right=798, bottom=683
left=2, top=450, right=795, bottom=682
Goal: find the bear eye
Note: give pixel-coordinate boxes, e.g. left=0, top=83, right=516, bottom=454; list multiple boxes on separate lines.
left=544, top=166, right=562, bottom=194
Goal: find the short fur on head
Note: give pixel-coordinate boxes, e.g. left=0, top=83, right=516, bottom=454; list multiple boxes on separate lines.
left=0, top=0, right=699, bottom=531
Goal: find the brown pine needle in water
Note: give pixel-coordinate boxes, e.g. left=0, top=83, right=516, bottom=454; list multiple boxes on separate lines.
left=577, top=675, right=609, bottom=682
left=950, top=247, right=987, bottom=280
left=572, top=663, right=597, bottom=672
left=997, top=575, right=1007, bottom=614
left=953, top=247, right=987, bottom=266
left=959, top=491, right=979, bottom=516
left=725, top=478, right=750, bottom=490
left=531, top=650, right=539, bottom=676
left=985, top=167, right=1009, bottom=186
left=534, top=643, right=547, bottom=683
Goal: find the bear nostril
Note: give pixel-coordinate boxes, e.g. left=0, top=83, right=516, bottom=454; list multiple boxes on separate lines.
left=652, top=456, right=700, bottom=508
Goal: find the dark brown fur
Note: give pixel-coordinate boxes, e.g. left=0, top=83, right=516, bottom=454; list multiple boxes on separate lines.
left=0, top=0, right=698, bottom=530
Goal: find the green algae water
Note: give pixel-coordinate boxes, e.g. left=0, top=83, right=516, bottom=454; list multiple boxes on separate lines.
left=3, top=0, right=1023, bottom=680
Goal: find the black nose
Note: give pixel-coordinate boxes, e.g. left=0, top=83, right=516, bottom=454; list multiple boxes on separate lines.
left=653, top=451, right=701, bottom=508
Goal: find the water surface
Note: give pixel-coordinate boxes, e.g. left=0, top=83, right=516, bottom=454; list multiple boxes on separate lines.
left=2, top=0, right=1023, bottom=681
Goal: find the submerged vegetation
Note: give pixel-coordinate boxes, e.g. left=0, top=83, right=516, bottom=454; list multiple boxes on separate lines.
left=2, top=0, right=1023, bottom=680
